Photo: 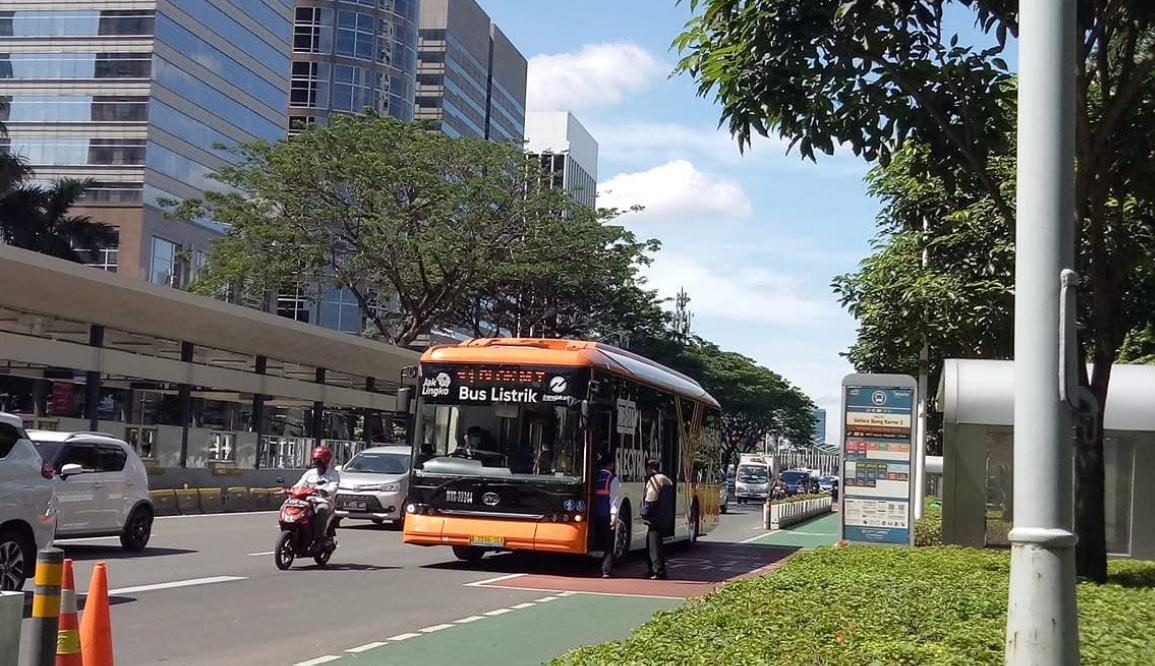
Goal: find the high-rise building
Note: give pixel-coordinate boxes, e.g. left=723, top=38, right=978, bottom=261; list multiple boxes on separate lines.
left=0, top=1, right=293, bottom=285
left=415, top=0, right=527, bottom=142
left=525, top=111, right=598, bottom=209
left=288, top=0, right=420, bottom=135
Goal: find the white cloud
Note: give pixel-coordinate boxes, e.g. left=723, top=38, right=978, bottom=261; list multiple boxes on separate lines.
left=597, top=160, right=752, bottom=220
left=643, top=252, right=842, bottom=326
left=527, top=43, right=663, bottom=111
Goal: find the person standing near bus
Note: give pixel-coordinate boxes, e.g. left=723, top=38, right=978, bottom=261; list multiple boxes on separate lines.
left=642, top=459, right=673, bottom=580
left=593, top=453, right=621, bottom=578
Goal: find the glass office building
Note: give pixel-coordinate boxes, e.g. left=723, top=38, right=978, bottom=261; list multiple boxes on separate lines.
left=0, top=0, right=292, bottom=285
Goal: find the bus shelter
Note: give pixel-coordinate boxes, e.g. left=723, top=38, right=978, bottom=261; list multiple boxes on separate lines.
left=937, top=358, right=1155, bottom=559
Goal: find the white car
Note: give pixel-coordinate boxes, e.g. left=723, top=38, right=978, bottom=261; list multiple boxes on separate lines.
left=0, top=413, right=57, bottom=590
left=334, top=445, right=411, bottom=527
left=29, top=430, right=153, bottom=551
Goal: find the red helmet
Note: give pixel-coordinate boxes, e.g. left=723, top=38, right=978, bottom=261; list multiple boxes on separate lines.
left=311, top=446, right=333, bottom=465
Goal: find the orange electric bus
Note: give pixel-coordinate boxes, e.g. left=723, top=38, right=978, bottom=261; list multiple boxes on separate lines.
left=402, top=338, right=723, bottom=563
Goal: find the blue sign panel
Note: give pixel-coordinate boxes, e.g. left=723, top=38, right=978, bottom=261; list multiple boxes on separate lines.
left=840, top=377, right=917, bottom=546
left=813, top=408, right=827, bottom=444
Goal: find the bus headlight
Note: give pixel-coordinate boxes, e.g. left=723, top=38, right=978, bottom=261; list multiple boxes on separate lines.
left=406, top=503, right=417, bottom=514
left=563, top=499, right=587, bottom=513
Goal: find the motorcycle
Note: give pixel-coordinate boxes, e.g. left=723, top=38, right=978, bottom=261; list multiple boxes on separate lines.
left=274, top=486, right=338, bottom=570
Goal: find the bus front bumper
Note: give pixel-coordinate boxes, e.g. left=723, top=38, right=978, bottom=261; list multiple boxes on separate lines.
left=403, top=513, right=588, bottom=555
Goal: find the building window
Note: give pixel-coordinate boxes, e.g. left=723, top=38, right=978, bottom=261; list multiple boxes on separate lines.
left=290, top=61, right=330, bottom=108
left=335, top=10, right=374, bottom=61
left=148, top=237, right=182, bottom=287
left=93, top=53, right=151, bottom=79
left=71, top=235, right=119, bottom=273
left=332, top=64, right=380, bottom=113
left=293, top=6, right=332, bottom=54
left=87, top=138, right=146, bottom=165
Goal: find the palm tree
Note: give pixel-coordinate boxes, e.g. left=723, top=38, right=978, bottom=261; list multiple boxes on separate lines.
left=0, top=115, right=116, bottom=262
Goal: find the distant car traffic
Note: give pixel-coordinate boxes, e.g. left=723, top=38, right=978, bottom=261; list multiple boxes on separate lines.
left=818, top=475, right=838, bottom=493
left=778, top=470, right=810, bottom=496
left=30, top=430, right=154, bottom=551
left=0, top=413, right=57, bottom=590
left=735, top=463, right=771, bottom=503
left=334, top=445, right=411, bottom=527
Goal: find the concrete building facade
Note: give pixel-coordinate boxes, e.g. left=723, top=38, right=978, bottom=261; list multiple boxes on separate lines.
left=525, top=111, right=598, bottom=208
left=415, top=0, right=527, bottom=142
left=0, top=0, right=294, bottom=284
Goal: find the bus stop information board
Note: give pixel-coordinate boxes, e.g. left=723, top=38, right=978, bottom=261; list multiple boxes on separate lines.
left=840, top=375, right=917, bottom=546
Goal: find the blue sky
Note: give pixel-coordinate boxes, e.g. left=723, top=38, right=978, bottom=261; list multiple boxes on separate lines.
left=485, top=1, right=1003, bottom=442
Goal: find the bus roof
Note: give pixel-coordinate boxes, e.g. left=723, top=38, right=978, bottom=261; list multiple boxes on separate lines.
left=421, top=338, right=720, bottom=409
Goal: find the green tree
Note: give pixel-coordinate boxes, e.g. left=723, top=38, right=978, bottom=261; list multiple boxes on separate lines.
left=675, top=0, right=1155, bottom=581
left=0, top=116, right=111, bottom=261
left=179, top=114, right=607, bottom=346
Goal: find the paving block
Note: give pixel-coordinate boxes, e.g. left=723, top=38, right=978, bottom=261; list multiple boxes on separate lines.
left=197, top=488, right=224, bottom=513
left=174, top=488, right=200, bottom=514
left=224, top=487, right=250, bottom=513
left=149, top=489, right=178, bottom=516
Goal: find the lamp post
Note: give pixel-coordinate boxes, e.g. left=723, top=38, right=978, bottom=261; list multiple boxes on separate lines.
left=1005, top=0, right=1080, bottom=663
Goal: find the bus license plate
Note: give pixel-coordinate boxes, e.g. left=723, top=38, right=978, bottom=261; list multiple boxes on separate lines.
left=470, top=535, right=505, bottom=548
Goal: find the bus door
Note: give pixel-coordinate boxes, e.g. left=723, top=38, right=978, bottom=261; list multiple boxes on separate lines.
left=661, top=402, right=680, bottom=536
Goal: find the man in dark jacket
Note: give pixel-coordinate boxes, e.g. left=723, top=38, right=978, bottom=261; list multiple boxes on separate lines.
left=641, top=459, right=673, bottom=580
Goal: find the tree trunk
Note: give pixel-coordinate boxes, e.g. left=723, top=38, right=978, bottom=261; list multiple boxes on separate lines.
left=1074, top=352, right=1111, bottom=583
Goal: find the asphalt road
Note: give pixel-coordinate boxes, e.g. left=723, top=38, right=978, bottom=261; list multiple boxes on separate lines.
left=22, top=503, right=770, bottom=665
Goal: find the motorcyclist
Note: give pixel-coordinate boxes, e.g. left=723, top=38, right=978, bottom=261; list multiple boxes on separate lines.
left=293, top=446, right=340, bottom=547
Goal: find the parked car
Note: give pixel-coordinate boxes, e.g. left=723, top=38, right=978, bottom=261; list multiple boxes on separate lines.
left=29, top=430, right=153, bottom=551
left=0, top=413, right=57, bottom=590
left=719, top=478, right=731, bottom=514
left=334, top=445, right=412, bottom=527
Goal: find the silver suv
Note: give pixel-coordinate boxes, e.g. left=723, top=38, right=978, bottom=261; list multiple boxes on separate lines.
left=0, top=413, right=57, bottom=590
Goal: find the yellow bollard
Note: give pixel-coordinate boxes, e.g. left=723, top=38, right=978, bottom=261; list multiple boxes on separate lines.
left=20, top=547, right=63, bottom=666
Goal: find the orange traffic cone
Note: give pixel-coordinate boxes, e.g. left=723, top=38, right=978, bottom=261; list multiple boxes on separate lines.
left=80, top=562, right=114, bottom=666
left=56, top=558, right=82, bottom=666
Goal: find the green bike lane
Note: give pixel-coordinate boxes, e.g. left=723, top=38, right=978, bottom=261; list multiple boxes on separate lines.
left=303, top=511, right=841, bottom=666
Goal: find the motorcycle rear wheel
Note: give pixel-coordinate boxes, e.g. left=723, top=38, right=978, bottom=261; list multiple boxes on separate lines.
left=274, top=530, right=295, bottom=570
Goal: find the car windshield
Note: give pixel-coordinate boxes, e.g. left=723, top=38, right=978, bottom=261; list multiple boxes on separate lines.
left=344, top=452, right=409, bottom=475
left=781, top=471, right=807, bottom=483
left=413, top=402, right=585, bottom=483
left=32, top=441, right=63, bottom=462
left=737, top=465, right=768, bottom=482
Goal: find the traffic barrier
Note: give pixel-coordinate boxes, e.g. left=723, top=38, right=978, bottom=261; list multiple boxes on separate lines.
left=1, top=590, right=22, bottom=666
left=148, top=490, right=178, bottom=516
left=55, top=559, right=81, bottom=666
left=224, top=487, right=251, bottom=513
left=174, top=488, right=200, bottom=514
left=267, top=487, right=287, bottom=510
left=767, top=496, right=833, bottom=530
left=247, top=487, right=270, bottom=511
left=80, top=563, right=113, bottom=666
left=197, top=488, right=224, bottom=513
left=22, top=547, right=63, bottom=666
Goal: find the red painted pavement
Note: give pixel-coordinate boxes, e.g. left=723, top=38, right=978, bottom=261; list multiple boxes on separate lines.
left=478, top=542, right=799, bottom=598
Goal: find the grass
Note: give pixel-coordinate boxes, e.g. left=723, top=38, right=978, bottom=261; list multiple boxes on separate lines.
left=551, top=546, right=1155, bottom=666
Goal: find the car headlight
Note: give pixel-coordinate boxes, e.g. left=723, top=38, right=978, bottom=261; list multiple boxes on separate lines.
left=381, top=483, right=400, bottom=492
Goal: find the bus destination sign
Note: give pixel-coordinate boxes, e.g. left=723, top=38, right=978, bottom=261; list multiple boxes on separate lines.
left=419, top=365, right=580, bottom=405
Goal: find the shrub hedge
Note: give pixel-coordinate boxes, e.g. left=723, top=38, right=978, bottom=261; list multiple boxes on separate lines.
left=915, top=500, right=944, bottom=546
left=552, top=546, right=1155, bottom=665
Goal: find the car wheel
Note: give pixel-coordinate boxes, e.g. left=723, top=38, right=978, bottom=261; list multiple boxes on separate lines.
left=120, top=506, right=154, bottom=552
left=720, top=502, right=728, bottom=515
left=0, top=529, right=32, bottom=591
left=452, top=546, right=484, bottom=563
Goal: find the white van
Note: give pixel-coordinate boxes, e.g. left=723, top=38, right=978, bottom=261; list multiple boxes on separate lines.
left=0, top=413, right=57, bottom=590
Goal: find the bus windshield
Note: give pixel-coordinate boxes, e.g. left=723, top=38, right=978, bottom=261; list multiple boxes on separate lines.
left=413, top=401, right=585, bottom=483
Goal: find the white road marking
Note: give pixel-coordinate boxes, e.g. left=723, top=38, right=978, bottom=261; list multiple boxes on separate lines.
left=558, top=591, right=577, bottom=597
left=387, top=633, right=420, bottom=641
left=510, top=602, right=536, bottom=610
left=454, top=615, right=485, bottom=624
left=419, top=624, right=454, bottom=633
left=739, top=532, right=771, bottom=544
left=157, top=510, right=280, bottom=520
left=346, top=642, right=387, bottom=653
left=535, top=596, right=559, bottom=602
left=295, top=656, right=340, bottom=666
left=247, top=551, right=275, bottom=557
left=464, top=573, right=523, bottom=587
left=483, top=608, right=514, bottom=616
left=106, top=576, right=246, bottom=596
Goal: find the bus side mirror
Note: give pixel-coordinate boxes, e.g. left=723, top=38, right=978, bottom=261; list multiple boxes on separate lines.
left=397, top=387, right=413, bottom=414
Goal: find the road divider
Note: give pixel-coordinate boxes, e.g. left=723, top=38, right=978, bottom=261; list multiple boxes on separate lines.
left=149, top=490, right=178, bottom=516
left=197, top=488, right=224, bottom=513
left=766, top=495, right=833, bottom=530
left=224, top=487, right=251, bottom=513
left=174, top=489, right=199, bottom=514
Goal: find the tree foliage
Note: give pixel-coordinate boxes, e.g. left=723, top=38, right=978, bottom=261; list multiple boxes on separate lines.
left=178, top=114, right=663, bottom=346
left=676, top=0, right=1155, bottom=582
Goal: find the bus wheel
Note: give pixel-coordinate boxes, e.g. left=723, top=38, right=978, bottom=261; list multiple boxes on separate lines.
left=613, top=505, right=632, bottom=560
left=452, top=546, right=484, bottom=564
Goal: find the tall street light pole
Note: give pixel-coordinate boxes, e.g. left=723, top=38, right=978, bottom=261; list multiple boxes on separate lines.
left=1006, top=0, right=1080, bottom=664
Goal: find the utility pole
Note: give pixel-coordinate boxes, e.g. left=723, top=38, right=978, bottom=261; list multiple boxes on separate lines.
left=1006, top=1, right=1080, bottom=664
